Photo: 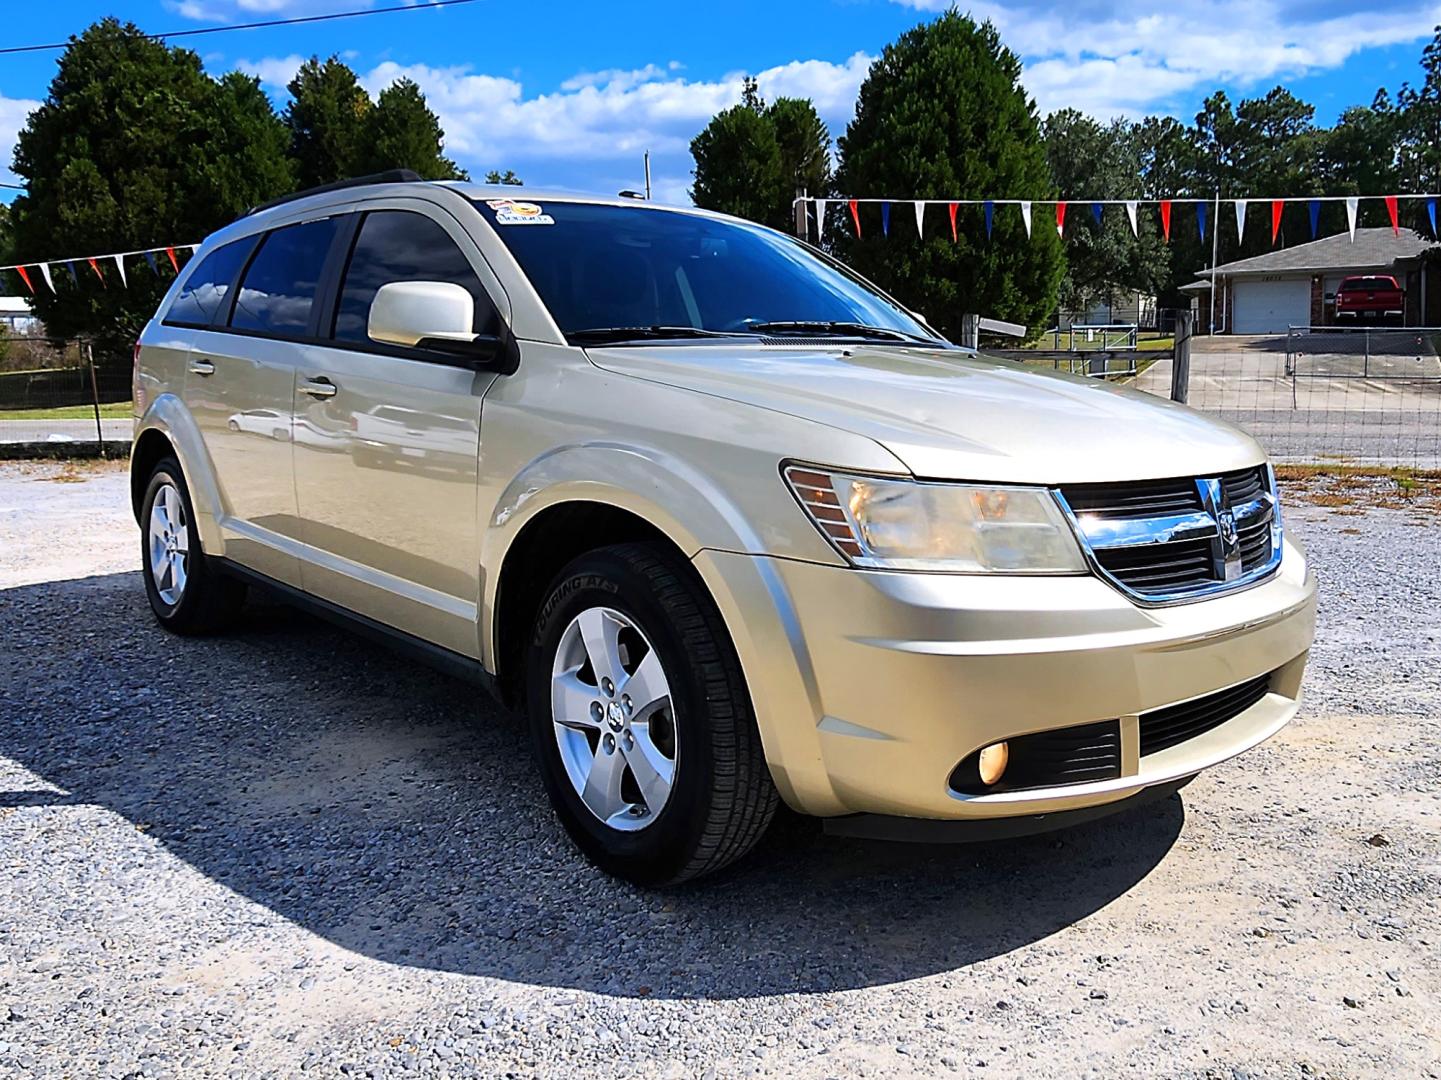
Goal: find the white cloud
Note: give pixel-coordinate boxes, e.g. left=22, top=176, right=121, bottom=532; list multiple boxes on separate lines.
left=347, top=52, right=873, bottom=164
left=166, top=0, right=457, bottom=22
left=890, top=0, right=1441, bottom=117
left=0, top=93, right=41, bottom=193
left=235, top=54, right=307, bottom=90
left=165, top=0, right=379, bottom=20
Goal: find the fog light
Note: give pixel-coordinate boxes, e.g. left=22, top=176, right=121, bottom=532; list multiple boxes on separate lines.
left=978, top=742, right=1009, bottom=786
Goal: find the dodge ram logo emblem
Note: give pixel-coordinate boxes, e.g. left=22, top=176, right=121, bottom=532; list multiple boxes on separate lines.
left=1218, top=508, right=1238, bottom=548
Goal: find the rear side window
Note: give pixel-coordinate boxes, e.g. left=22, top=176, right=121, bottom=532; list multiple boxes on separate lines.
left=164, top=239, right=253, bottom=327
left=230, top=217, right=341, bottom=337
left=332, top=210, right=499, bottom=346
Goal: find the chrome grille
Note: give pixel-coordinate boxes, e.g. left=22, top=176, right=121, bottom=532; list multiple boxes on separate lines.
left=1056, top=465, right=1282, bottom=604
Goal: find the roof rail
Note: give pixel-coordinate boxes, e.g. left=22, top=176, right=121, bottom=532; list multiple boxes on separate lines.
left=243, top=169, right=426, bottom=218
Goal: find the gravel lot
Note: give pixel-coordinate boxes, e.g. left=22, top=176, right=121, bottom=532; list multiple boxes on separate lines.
left=1, top=460, right=1438, bottom=1079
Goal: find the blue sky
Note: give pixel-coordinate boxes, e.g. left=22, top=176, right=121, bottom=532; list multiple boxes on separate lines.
left=2, top=0, right=1438, bottom=207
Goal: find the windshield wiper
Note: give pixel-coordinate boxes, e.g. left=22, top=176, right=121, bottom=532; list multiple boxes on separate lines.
left=745, top=320, right=936, bottom=344
left=568, top=325, right=744, bottom=345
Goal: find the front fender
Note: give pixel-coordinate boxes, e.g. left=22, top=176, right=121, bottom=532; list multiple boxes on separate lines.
left=477, top=440, right=776, bottom=668
left=134, top=394, right=226, bottom=554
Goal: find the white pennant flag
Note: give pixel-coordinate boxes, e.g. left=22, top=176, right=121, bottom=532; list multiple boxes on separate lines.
left=1345, top=197, right=1359, bottom=241
left=914, top=200, right=925, bottom=238
left=38, top=263, right=56, bottom=293
left=1124, top=201, right=1138, bottom=236
left=113, top=254, right=127, bottom=288
left=1235, top=199, right=1248, bottom=242
left=814, top=199, right=826, bottom=243
left=1019, top=201, right=1032, bottom=238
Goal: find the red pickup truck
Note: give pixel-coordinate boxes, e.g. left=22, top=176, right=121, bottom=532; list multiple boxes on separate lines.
left=1333, top=275, right=1405, bottom=323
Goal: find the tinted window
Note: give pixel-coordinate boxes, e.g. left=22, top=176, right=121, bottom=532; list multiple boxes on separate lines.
left=333, top=211, right=498, bottom=345
left=230, top=217, right=341, bottom=336
left=165, top=239, right=252, bottom=326
left=473, top=200, right=936, bottom=342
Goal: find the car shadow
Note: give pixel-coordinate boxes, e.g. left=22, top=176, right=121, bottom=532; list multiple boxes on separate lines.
left=0, top=571, right=1184, bottom=1000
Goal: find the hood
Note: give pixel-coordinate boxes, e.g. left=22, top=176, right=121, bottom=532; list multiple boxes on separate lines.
left=586, top=344, right=1265, bottom=485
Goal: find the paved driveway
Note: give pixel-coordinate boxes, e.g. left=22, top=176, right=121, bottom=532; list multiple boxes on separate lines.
left=0, top=419, right=131, bottom=445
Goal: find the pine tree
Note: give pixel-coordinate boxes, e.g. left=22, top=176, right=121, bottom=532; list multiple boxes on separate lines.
left=360, top=78, right=466, bottom=180
left=1043, top=110, right=1168, bottom=311
left=285, top=57, right=373, bottom=188
left=689, top=105, right=787, bottom=228
left=834, top=12, right=1064, bottom=337
left=767, top=97, right=832, bottom=200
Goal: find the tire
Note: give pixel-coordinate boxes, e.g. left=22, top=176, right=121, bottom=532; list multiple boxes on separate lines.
left=139, top=456, right=247, bottom=635
left=526, top=542, right=779, bottom=885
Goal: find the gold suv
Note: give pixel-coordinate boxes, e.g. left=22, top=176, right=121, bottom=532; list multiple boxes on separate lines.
left=131, top=175, right=1318, bottom=884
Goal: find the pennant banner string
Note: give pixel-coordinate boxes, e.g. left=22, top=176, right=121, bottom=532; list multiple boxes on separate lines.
left=1, top=240, right=199, bottom=275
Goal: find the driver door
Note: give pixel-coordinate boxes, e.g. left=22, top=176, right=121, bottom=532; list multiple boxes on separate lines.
left=292, top=202, right=508, bottom=656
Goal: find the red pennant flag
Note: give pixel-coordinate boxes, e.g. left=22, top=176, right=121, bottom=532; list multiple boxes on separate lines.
left=14, top=266, right=34, bottom=294
left=948, top=202, right=959, bottom=242
left=848, top=200, right=861, bottom=238
left=1159, top=200, right=1172, bottom=242
left=1055, top=201, right=1067, bottom=237
left=87, top=257, right=107, bottom=288
left=1271, top=200, right=1284, bottom=245
left=165, top=247, right=179, bottom=272
left=1385, top=195, right=1400, bottom=235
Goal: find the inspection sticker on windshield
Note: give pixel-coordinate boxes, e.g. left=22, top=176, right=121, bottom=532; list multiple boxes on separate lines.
left=489, top=200, right=554, bottom=225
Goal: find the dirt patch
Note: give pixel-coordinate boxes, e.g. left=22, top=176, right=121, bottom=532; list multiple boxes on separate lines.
left=1278, top=464, right=1441, bottom=516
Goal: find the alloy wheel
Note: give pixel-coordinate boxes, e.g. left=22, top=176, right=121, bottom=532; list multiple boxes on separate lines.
left=147, top=481, right=190, bottom=607
left=550, top=606, right=677, bottom=831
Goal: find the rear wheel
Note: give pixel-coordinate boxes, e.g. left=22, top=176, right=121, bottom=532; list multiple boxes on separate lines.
left=140, top=457, right=246, bottom=634
left=526, top=543, right=778, bottom=885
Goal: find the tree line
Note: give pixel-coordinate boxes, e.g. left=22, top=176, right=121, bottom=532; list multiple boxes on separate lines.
left=0, top=18, right=519, bottom=358
left=6, top=12, right=1440, bottom=354
left=690, top=13, right=1441, bottom=336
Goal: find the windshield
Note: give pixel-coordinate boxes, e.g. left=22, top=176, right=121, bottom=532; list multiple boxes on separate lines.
left=473, top=199, right=945, bottom=345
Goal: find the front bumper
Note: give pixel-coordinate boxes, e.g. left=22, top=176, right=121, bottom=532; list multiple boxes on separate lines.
left=693, top=539, right=1317, bottom=821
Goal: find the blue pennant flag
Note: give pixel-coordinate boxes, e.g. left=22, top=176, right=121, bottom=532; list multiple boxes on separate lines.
left=143, top=251, right=159, bottom=274
left=881, top=202, right=890, bottom=237
left=1308, top=200, right=1321, bottom=239
left=1091, top=202, right=1103, bottom=226
left=984, top=201, right=994, bottom=239
left=1197, top=202, right=1208, bottom=242
left=1430, top=198, right=1438, bottom=238
left=64, top=261, right=79, bottom=286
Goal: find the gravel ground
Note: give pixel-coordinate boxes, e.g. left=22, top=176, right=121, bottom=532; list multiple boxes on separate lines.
left=0, top=460, right=1438, bottom=1079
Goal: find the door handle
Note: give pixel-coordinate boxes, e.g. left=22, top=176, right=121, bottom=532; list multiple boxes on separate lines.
left=188, top=358, right=216, bottom=376
left=300, top=377, right=338, bottom=399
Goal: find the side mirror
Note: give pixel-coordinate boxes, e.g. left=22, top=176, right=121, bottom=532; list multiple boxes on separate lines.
left=369, top=280, right=503, bottom=367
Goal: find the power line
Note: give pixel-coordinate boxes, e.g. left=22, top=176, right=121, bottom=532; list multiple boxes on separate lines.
left=0, top=0, right=479, bottom=57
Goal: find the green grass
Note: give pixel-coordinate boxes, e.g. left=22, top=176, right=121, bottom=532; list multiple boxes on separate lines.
left=0, top=401, right=133, bottom=421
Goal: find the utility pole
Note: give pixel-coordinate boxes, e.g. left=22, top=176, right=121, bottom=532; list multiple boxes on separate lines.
left=794, top=188, right=808, bottom=240
left=643, top=151, right=652, bottom=201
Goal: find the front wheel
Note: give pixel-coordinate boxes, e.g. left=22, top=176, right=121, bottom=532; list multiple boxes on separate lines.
left=526, top=543, right=778, bottom=885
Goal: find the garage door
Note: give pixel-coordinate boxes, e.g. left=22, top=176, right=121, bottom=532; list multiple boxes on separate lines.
left=1232, top=278, right=1311, bottom=333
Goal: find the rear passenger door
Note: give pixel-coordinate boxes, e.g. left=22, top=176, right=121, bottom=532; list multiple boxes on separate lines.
left=292, top=202, right=507, bottom=656
left=177, top=215, right=344, bottom=586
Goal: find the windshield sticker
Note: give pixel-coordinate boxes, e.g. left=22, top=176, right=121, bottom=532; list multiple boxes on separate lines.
left=490, top=200, right=554, bottom=226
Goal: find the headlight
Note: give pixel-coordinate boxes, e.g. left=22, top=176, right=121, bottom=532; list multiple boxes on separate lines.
left=784, top=466, right=1086, bottom=574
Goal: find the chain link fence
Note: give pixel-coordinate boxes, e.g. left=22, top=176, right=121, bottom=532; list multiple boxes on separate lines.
left=0, top=335, right=132, bottom=454
left=1130, top=325, right=1441, bottom=470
